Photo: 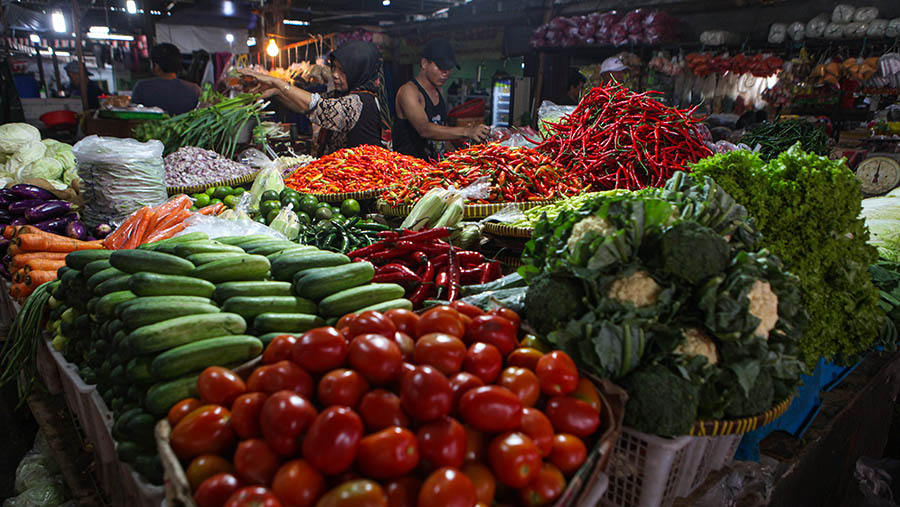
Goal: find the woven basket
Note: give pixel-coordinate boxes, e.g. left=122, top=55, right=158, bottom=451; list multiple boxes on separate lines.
left=377, top=199, right=554, bottom=220
left=310, top=187, right=389, bottom=203
left=483, top=222, right=534, bottom=238
left=165, top=171, right=259, bottom=196
left=689, top=396, right=794, bottom=436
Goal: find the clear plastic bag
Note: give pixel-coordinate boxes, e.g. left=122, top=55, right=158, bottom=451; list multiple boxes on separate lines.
left=177, top=213, right=286, bottom=240
left=824, top=22, right=846, bottom=39
left=855, top=7, right=880, bottom=23
left=805, top=14, right=829, bottom=38
left=833, top=4, right=856, bottom=23
left=868, top=19, right=888, bottom=38
left=787, top=22, right=806, bottom=41
left=856, top=456, right=900, bottom=507
left=887, top=19, right=900, bottom=38
left=5, top=479, right=67, bottom=507
left=72, top=135, right=167, bottom=227
left=768, top=23, right=787, bottom=44
left=538, top=101, right=576, bottom=138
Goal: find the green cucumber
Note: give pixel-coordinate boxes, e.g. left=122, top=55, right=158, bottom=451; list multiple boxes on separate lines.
left=151, top=335, right=263, bottom=380
left=87, top=267, right=126, bottom=292
left=356, top=298, right=414, bottom=314
left=216, top=235, right=275, bottom=246
left=213, top=281, right=293, bottom=304
left=112, top=330, right=128, bottom=347
left=96, top=291, right=138, bottom=320
left=223, top=296, right=316, bottom=321
left=186, top=252, right=244, bottom=265
left=94, top=274, right=132, bottom=296
left=318, top=283, right=406, bottom=317
left=116, top=295, right=213, bottom=318
left=271, top=251, right=350, bottom=281
left=138, top=232, right=209, bottom=250
left=121, top=301, right=220, bottom=330
left=237, top=239, right=289, bottom=252
left=109, top=250, right=195, bottom=275
left=113, top=408, right=144, bottom=440
left=116, top=441, right=142, bottom=463
left=128, top=272, right=216, bottom=298
left=65, top=250, right=112, bottom=270
left=258, top=332, right=294, bottom=345
left=109, top=319, right=124, bottom=337
left=144, top=374, right=200, bottom=415
left=87, top=297, right=99, bottom=315
left=293, top=261, right=374, bottom=300
left=254, top=313, right=326, bottom=334
left=123, top=313, right=247, bottom=354
left=125, top=413, right=157, bottom=446
left=190, top=255, right=270, bottom=283
left=266, top=245, right=318, bottom=260
left=174, top=242, right=245, bottom=257
left=83, top=259, right=113, bottom=279
left=153, top=240, right=208, bottom=255
left=245, top=241, right=301, bottom=256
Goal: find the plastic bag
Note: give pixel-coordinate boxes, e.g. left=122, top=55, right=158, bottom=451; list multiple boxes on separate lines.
left=768, top=23, right=787, bottom=43
left=177, top=213, right=286, bottom=240
left=5, top=479, right=67, bottom=507
left=268, top=204, right=300, bottom=240
left=833, top=4, right=856, bottom=23
left=845, top=21, right=867, bottom=37
left=483, top=204, right=526, bottom=224
left=824, top=22, right=846, bottom=38
left=72, top=135, right=167, bottom=228
left=806, top=14, right=829, bottom=38
left=243, top=149, right=284, bottom=210
left=868, top=19, right=888, bottom=37
left=498, top=134, right=538, bottom=149
left=537, top=101, right=575, bottom=138
left=787, top=22, right=806, bottom=41
left=856, top=456, right=900, bottom=507
left=887, top=19, right=900, bottom=38
left=855, top=7, right=879, bottom=23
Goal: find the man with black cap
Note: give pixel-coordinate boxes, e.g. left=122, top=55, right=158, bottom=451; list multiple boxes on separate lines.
left=393, top=39, right=489, bottom=160
left=64, top=61, right=103, bottom=110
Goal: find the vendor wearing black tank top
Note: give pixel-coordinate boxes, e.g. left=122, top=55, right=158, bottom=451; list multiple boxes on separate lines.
left=238, top=41, right=390, bottom=156
left=394, top=39, right=490, bottom=161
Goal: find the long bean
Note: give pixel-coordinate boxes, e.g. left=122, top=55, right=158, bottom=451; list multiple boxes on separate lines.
left=0, top=281, right=55, bottom=404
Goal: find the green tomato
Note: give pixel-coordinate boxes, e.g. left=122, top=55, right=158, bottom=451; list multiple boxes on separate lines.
left=209, top=198, right=223, bottom=205
left=255, top=215, right=268, bottom=225
left=266, top=208, right=281, bottom=224
left=340, top=199, right=361, bottom=217
left=280, top=188, right=300, bottom=201
left=205, top=187, right=217, bottom=196
left=260, top=199, right=282, bottom=218
left=331, top=213, right=346, bottom=224
left=300, top=195, right=319, bottom=215
left=213, top=186, right=233, bottom=200
left=223, top=194, right=237, bottom=208
left=231, top=187, right=246, bottom=195
left=261, top=190, right=281, bottom=203
left=314, top=206, right=334, bottom=222
left=193, top=193, right=211, bottom=208
left=281, top=196, right=301, bottom=212
left=296, top=211, right=311, bottom=224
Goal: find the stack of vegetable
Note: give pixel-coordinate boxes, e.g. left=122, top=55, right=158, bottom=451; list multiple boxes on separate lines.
left=168, top=306, right=606, bottom=507
left=102, top=195, right=225, bottom=250
left=0, top=123, right=80, bottom=190
left=739, top=119, right=830, bottom=161
left=164, top=147, right=258, bottom=189
left=691, top=145, right=885, bottom=365
left=0, top=281, right=57, bottom=400
left=537, top=83, right=712, bottom=190
left=521, top=171, right=808, bottom=436
left=285, top=145, right=433, bottom=195
left=0, top=184, right=86, bottom=241
left=380, top=144, right=582, bottom=206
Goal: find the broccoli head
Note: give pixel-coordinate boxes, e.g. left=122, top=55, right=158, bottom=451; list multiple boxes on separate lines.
left=524, top=272, right=587, bottom=336
left=724, top=369, right=774, bottom=419
left=619, top=364, right=699, bottom=437
left=651, top=221, right=730, bottom=285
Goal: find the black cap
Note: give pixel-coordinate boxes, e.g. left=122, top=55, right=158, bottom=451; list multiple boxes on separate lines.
left=422, top=39, right=459, bottom=71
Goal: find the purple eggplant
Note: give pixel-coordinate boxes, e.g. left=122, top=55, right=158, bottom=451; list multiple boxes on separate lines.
left=0, top=195, right=13, bottom=209
left=0, top=211, right=11, bottom=224
left=11, top=217, right=27, bottom=226
left=94, top=223, right=112, bottom=239
left=0, top=263, right=10, bottom=281
left=33, top=213, right=76, bottom=233
left=65, top=220, right=87, bottom=240
left=9, top=184, right=54, bottom=200
left=0, top=238, right=8, bottom=255
left=24, top=200, right=71, bottom=222
left=0, top=189, right=15, bottom=199
left=9, top=199, right=48, bottom=216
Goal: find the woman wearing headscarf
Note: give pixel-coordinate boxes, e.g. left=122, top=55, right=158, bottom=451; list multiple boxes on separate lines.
left=239, top=40, right=389, bottom=156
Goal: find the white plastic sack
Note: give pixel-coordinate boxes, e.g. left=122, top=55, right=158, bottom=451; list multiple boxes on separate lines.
left=73, top=135, right=167, bottom=227
left=177, top=213, right=286, bottom=240
left=867, top=19, right=888, bottom=37
left=787, top=22, right=806, bottom=41
left=854, top=7, right=879, bottom=23
left=824, top=22, right=845, bottom=39
left=805, top=14, right=829, bottom=38
left=844, top=22, right=866, bottom=37
left=768, top=23, right=787, bottom=44
left=886, top=18, right=900, bottom=38
left=832, top=4, right=856, bottom=24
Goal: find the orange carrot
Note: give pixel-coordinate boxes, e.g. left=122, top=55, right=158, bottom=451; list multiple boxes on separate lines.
left=141, top=210, right=161, bottom=243
left=197, top=203, right=225, bottom=216
left=15, top=234, right=104, bottom=253
left=11, top=282, right=33, bottom=299
left=3, top=226, right=20, bottom=239
left=122, top=208, right=150, bottom=250
left=8, top=244, right=21, bottom=257
left=10, top=252, right=69, bottom=271
left=25, top=270, right=57, bottom=287
left=104, top=207, right=147, bottom=249
left=23, top=259, right=66, bottom=273
left=153, top=195, right=192, bottom=217
left=155, top=209, right=191, bottom=231
left=141, top=223, right=186, bottom=244
left=13, top=269, right=25, bottom=284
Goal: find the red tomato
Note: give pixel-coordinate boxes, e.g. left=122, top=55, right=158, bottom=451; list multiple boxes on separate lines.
left=262, top=334, right=298, bottom=365
left=462, top=342, right=502, bottom=383
left=506, top=348, right=545, bottom=371
left=400, top=365, right=452, bottom=422
left=194, top=473, right=241, bottom=507
left=259, top=391, right=317, bottom=456
left=489, top=307, right=520, bottom=329
left=358, top=389, right=410, bottom=431
left=450, top=301, right=485, bottom=318
left=392, top=331, right=415, bottom=362
left=545, top=396, right=600, bottom=437
left=498, top=367, right=541, bottom=407
left=302, top=406, right=364, bottom=476
left=231, top=392, right=267, bottom=439
left=356, top=426, right=420, bottom=479
left=234, top=438, right=281, bottom=486
left=458, top=386, right=522, bottom=433
left=385, top=309, right=419, bottom=337
left=535, top=351, right=579, bottom=396
left=385, top=477, right=421, bottom=507
left=171, top=405, right=235, bottom=460
left=246, top=360, right=314, bottom=398
left=520, top=408, right=554, bottom=457
left=548, top=434, right=587, bottom=475
left=198, top=367, right=247, bottom=407
left=348, top=310, right=397, bottom=338
left=316, top=480, right=387, bottom=507
left=461, top=463, right=495, bottom=505
left=291, top=327, right=347, bottom=374
left=168, top=398, right=202, bottom=427
left=336, top=313, right=358, bottom=330
left=464, top=426, right=488, bottom=464
left=416, top=416, right=466, bottom=469
left=271, top=460, right=325, bottom=507
left=414, top=333, right=466, bottom=375
left=348, top=334, right=402, bottom=384
left=224, top=486, right=282, bottom=507
left=416, top=306, right=465, bottom=339
left=448, top=372, right=484, bottom=409
left=465, top=316, right=517, bottom=356
left=418, top=467, right=476, bottom=507
left=186, top=455, right=234, bottom=491
left=317, top=369, right=370, bottom=408
left=518, top=462, right=566, bottom=506
left=570, top=378, right=604, bottom=413
left=487, top=432, right=541, bottom=488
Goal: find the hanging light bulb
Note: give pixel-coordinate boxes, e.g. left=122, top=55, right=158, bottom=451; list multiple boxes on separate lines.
left=266, top=39, right=279, bottom=57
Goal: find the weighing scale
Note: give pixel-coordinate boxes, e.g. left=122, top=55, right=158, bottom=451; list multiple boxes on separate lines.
left=855, top=154, right=900, bottom=195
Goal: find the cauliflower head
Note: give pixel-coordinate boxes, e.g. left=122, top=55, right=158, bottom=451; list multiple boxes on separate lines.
left=675, top=327, right=718, bottom=365
left=607, top=270, right=663, bottom=308
left=747, top=280, right=778, bottom=339
left=566, top=215, right=616, bottom=251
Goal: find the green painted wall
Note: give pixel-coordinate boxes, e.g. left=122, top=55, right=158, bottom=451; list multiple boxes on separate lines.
left=413, top=56, right=525, bottom=95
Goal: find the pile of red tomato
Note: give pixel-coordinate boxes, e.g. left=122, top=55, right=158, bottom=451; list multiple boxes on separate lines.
left=166, top=303, right=606, bottom=507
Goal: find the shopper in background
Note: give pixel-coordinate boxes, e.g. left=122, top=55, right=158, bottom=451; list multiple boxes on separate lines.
left=64, top=61, right=103, bottom=110
left=598, top=56, right=628, bottom=84
left=558, top=71, right=587, bottom=106
left=393, top=39, right=490, bottom=161
left=131, top=43, right=202, bottom=116
left=238, top=40, right=389, bottom=157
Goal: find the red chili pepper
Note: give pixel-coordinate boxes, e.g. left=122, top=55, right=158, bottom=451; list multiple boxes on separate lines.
left=373, top=271, right=420, bottom=284
left=378, top=263, right=420, bottom=280
left=348, top=242, right=388, bottom=259
left=459, top=266, right=485, bottom=285
left=367, top=249, right=409, bottom=265
left=480, top=261, right=502, bottom=284
left=408, top=260, right=434, bottom=308
left=399, top=228, right=451, bottom=243
left=447, top=247, right=461, bottom=302
left=434, top=269, right=448, bottom=299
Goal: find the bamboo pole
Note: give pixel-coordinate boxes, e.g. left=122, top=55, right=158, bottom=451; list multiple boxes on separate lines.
left=71, top=0, right=89, bottom=111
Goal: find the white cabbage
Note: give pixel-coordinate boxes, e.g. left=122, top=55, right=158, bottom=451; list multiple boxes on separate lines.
left=861, top=195, right=900, bottom=261
left=41, top=139, right=76, bottom=170
left=5, top=141, right=46, bottom=174
left=0, top=123, right=41, bottom=154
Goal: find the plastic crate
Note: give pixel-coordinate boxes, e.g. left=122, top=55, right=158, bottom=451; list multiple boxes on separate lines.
left=82, top=389, right=116, bottom=464
left=35, top=339, right=63, bottom=395
left=679, top=434, right=742, bottom=496
left=118, top=462, right=165, bottom=507
left=602, top=428, right=693, bottom=507
left=56, top=359, right=95, bottom=435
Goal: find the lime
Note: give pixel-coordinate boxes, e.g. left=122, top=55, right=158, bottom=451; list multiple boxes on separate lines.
left=279, top=188, right=300, bottom=201
left=314, top=206, right=334, bottom=221
left=255, top=215, right=268, bottom=225
left=260, top=200, right=282, bottom=217
left=189, top=206, right=198, bottom=212
left=300, top=195, right=319, bottom=215
left=266, top=208, right=281, bottom=224
left=261, top=190, right=280, bottom=203
left=231, top=187, right=246, bottom=195
left=214, top=186, right=233, bottom=200
left=331, top=213, right=346, bottom=224
left=205, top=187, right=216, bottom=196
left=209, top=198, right=223, bottom=205
left=223, top=194, right=237, bottom=208
left=282, top=196, right=301, bottom=212
left=296, top=211, right=311, bottom=224
left=340, top=199, right=361, bottom=217
left=193, top=193, right=211, bottom=207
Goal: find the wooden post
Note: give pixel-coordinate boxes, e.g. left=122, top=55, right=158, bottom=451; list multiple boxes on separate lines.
left=530, top=0, right=554, bottom=125
left=71, top=0, right=89, bottom=111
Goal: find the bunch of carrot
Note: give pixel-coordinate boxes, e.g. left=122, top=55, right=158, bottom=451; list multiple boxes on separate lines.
left=103, top=196, right=224, bottom=250
left=2, top=225, right=104, bottom=301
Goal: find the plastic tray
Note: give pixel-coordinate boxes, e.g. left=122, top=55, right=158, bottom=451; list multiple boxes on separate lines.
left=98, top=109, right=165, bottom=120
left=35, top=339, right=63, bottom=395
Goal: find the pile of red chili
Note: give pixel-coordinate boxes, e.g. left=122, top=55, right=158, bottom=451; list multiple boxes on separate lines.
left=537, top=83, right=713, bottom=190
left=381, top=144, right=582, bottom=206
left=348, top=227, right=502, bottom=308
left=284, top=145, right=433, bottom=194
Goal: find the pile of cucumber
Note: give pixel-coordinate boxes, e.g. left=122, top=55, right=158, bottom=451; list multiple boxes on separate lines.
left=45, top=231, right=412, bottom=483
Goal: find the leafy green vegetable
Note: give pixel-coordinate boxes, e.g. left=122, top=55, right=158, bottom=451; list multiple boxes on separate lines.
left=740, top=119, right=830, bottom=161
left=650, top=221, right=730, bottom=285
left=619, top=364, right=699, bottom=437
